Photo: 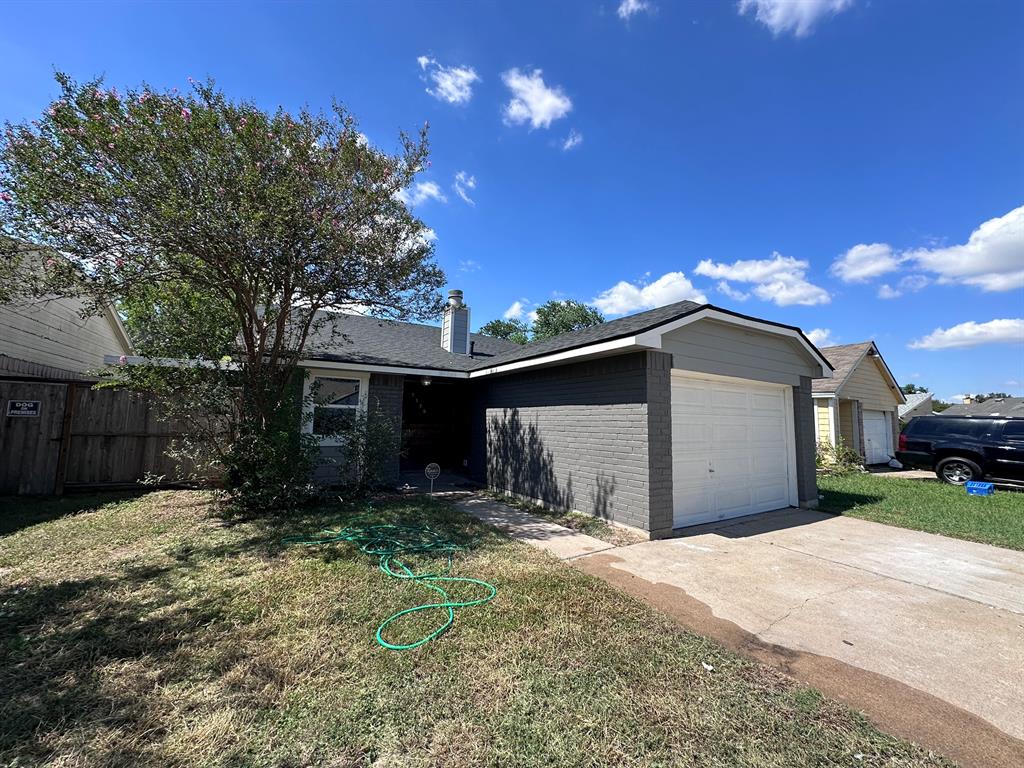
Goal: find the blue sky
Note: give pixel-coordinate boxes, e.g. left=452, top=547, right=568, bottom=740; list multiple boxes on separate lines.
left=2, top=0, right=1022, bottom=401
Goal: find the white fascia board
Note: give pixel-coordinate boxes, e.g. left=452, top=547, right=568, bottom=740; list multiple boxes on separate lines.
left=634, top=308, right=834, bottom=378
left=467, top=336, right=642, bottom=378
left=812, top=392, right=837, bottom=399
left=297, top=359, right=469, bottom=379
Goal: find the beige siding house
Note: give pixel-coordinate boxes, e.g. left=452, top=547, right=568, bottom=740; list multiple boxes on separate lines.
left=812, top=341, right=904, bottom=464
left=0, top=295, right=132, bottom=380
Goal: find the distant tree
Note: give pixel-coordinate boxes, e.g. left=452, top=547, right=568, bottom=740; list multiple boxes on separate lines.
left=932, top=400, right=953, bottom=413
left=0, top=73, right=445, bottom=510
left=530, top=299, right=604, bottom=341
left=968, top=392, right=1012, bottom=403
left=479, top=318, right=529, bottom=345
left=900, top=383, right=929, bottom=395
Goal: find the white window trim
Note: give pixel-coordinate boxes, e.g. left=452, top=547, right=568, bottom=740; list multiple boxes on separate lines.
left=301, top=368, right=370, bottom=447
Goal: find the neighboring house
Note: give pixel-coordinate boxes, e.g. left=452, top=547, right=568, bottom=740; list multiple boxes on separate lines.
left=300, top=290, right=832, bottom=538
left=811, top=341, right=905, bottom=465
left=942, top=397, right=1024, bottom=417
left=0, top=294, right=133, bottom=380
left=898, top=392, right=934, bottom=422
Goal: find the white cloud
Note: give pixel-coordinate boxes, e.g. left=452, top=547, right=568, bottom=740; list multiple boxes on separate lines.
left=418, top=56, right=480, bottom=105
left=835, top=206, right=1024, bottom=294
left=905, top=205, right=1024, bottom=292
left=395, top=181, right=447, bottom=207
left=562, top=129, right=583, bottom=151
left=908, top=318, right=1024, bottom=351
left=453, top=171, right=476, bottom=206
left=831, top=243, right=901, bottom=283
left=805, top=328, right=837, bottom=347
left=694, top=252, right=830, bottom=306
left=458, top=259, right=480, bottom=273
left=618, top=0, right=653, bottom=20
left=502, top=68, right=573, bottom=129
left=592, top=271, right=708, bottom=316
left=877, top=274, right=929, bottom=299
left=738, top=0, right=854, bottom=38
left=504, top=300, right=526, bottom=320
left=715, top=281, right=750, bottom=302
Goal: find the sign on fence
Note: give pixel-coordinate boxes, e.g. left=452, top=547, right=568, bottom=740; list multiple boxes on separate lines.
left=6, top=400, right=41, bottom=417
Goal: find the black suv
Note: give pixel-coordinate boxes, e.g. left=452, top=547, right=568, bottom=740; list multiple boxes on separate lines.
left=897, top=416, right=1024, bottom=484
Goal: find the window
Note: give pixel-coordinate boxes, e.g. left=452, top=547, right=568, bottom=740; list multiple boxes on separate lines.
left=909, top=418, right=991, bottom=438
left=1002, top=421, right=1024, bottom=442
left=303, top=372, right=368, bottom=444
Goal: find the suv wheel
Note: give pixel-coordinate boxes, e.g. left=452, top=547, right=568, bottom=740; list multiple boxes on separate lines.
left=936, top=457, right=982, bottom=485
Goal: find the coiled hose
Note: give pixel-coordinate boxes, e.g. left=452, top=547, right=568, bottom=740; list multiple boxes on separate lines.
left=283, top=518, right=496, bottom=650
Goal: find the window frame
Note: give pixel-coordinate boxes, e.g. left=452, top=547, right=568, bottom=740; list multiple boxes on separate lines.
left=301, top=369, right=370, bottom=447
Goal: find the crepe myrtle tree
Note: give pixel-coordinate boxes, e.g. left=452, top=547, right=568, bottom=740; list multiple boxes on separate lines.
left=0, top=73, right=446, bottom=508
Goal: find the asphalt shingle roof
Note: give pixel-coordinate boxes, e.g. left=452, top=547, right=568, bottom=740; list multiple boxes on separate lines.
left=941, top=397, right=1024, bottom=417
left=898, top=392, right=932, bottom=418
left=305, top=300, right=828, bottom=375
left=811, top=342, right=874, bottom=394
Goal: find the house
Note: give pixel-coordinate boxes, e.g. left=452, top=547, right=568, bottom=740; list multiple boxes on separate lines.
left=0, top=253, right=133, bottom=381
left=811, top=341, right=905, bottom=465
left=942, top=396, right=1024, bottom=417
left=300, top=290, right=833, bottom=538
left=898, top=392, right=934, bottom=422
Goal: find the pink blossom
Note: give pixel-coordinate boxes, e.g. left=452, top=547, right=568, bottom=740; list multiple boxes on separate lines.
left=0, top=192, right=11, bottom=203
left=181, top=107, right=191, bottom=121
left=118, top=355, right=127, bottom=365
left=45, top=257, right=56, bottom=267
left=108, top=142, right=115, bottom=149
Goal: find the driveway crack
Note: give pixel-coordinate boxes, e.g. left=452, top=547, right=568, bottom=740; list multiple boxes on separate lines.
left=757, top=576, right=887, bottom=636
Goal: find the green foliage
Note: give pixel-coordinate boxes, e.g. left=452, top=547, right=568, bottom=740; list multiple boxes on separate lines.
left=0, top=73, right=446, bottom=508
left=932, top=400, right=953, bottom=412
left=900, top=383, right=929, bottom=395
left=965, top=392, right=1012, bottom=403
left=327, top=401, right=402, bottom=492
left=816, top=439, right=864, bottom=475
left=531, top=299, right=604, bottom=340
left=479, top=318, right=529, bottom=345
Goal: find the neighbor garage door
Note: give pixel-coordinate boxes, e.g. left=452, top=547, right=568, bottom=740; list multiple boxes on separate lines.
left=862, top=409, right=893, bottom=465
left=671, top=372, right=796, bottom=528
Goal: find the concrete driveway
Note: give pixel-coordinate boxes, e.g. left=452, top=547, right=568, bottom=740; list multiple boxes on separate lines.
left=572, top=510, right=1024, bottom=768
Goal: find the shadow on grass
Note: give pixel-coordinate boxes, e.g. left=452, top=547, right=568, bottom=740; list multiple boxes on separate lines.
left=0, top=492, right=149, bottom=537
left=0, top=491, right=499, bottom=765
left=817, top=489, right=885, bottom=513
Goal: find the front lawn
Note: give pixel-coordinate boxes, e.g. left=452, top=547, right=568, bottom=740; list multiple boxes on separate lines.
left=818, top=473, right=1024, bottom=551
left=0, top=491, right=950, bottom=767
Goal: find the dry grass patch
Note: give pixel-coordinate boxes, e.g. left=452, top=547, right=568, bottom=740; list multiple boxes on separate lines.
left=1, top=491, right=952, bottom=767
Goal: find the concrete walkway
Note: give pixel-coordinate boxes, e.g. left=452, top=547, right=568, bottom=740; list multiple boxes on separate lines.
left=455, top=497, right=615, bottom=559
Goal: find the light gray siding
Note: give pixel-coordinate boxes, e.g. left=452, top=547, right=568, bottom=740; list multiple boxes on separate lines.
left=471, top=351, right=666, bottom=534
left=661, top=318, right=819, bottom=386
left=792, top=375, right=819, bottom=507
left=0, top=296, right=129, bottom=376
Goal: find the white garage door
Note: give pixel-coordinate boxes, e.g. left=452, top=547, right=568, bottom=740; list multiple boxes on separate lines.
left=862, top=410, right=893, bottom=465
left=671, top=372, right=795, bottom=528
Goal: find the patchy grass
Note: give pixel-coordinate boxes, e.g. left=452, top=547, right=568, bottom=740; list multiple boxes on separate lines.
left=0, top=491, right=952, bottom=767
left=818, top=473, right=1024, bottom=551
left=483, top=490, right=646, bottom=546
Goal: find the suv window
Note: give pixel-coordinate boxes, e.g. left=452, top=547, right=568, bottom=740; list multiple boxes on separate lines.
left=1002, top=421, right=1024, bottom=442
left=907, top=418, right=992, bottom=438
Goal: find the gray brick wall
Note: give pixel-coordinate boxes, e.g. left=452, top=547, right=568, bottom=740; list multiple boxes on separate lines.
left=792, top=375, right=819, bottom=506
left=314, top=373, right=404, bottom=487
left=645, top=352, right=674, bottom=537
left=470, top=351, right=664, bottom=532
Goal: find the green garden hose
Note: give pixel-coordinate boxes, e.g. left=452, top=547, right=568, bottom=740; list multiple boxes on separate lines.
left=283, top=517, right=496, bottom=650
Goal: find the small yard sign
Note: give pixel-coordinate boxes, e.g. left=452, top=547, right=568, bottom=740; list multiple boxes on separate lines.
left=6, top=400, right=41, bottom=417
left=425, top=462, right=441, bottom=495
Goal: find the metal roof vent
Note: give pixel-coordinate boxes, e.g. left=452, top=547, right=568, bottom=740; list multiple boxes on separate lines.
left=441, top=289, right=470, bottom=355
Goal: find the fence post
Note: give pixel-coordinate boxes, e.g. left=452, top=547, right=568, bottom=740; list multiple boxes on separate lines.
left=53, top=382, right=77, bottom=495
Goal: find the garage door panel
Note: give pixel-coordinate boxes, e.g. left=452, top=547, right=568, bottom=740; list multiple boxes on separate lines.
left=671, top=372, right=793, bottom=529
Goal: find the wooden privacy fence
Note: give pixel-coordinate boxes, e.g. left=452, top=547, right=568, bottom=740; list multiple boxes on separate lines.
left=0, top=378, right=210, bottom=495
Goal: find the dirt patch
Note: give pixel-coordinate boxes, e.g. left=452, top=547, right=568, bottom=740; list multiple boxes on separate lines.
left=573, top=553, right=1024, bottom=768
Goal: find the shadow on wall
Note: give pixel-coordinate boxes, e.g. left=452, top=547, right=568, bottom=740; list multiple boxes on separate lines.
left=486, top=408, right=618, bottom=521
